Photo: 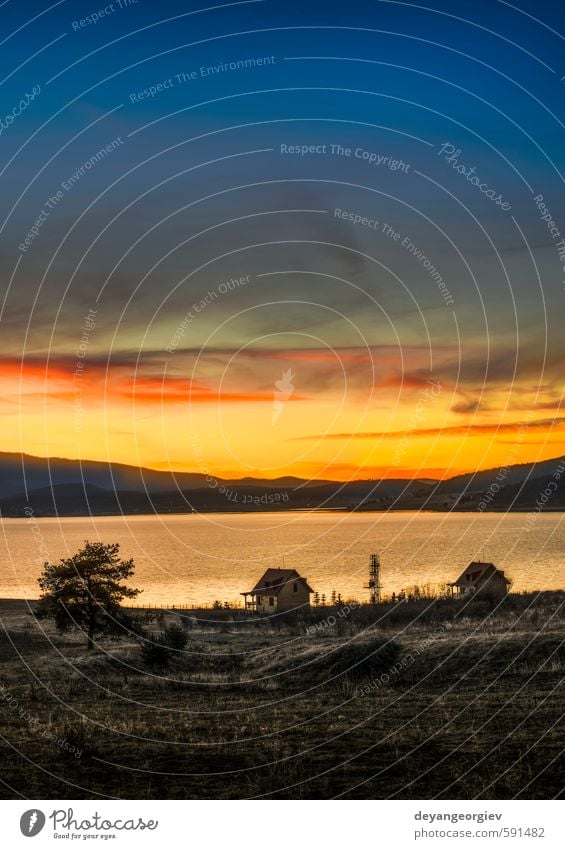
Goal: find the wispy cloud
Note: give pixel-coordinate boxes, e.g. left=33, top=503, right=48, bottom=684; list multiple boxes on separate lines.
left=293, top=417, right=565, bottom=441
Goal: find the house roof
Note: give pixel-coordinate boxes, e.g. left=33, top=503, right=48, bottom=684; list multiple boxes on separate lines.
left=449, top=561, right=511, bottom=588
left=241, top=568, right=315, bottom=596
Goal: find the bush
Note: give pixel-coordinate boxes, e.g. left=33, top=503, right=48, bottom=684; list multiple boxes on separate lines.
left=326, top=638, right=401, bottom=682
left=163, top=623, right=188, bottom=651
left=139, top=622, right=189, bottom=669
left=140, top=639, right=171, bottom=670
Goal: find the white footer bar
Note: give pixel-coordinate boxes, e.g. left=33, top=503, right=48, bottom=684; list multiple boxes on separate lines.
left=1, top=799, right=562, bottom=848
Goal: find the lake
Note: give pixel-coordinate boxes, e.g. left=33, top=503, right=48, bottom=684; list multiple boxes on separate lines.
left=0, top=510, right=563, bottom=606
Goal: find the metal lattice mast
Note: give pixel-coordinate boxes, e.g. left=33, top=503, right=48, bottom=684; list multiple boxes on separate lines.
left=365, top=553, right=382, bottom=604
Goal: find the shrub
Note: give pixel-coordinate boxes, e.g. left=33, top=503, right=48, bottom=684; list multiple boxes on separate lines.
left=140, top=639, right=170, bottom=670
left=163, top=623, right=188, bottom=651
left=139, top=622, right=189, bottom=669
left=326, top=638, right=401, bottom=682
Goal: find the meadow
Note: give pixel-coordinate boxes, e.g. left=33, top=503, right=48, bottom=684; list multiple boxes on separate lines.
left=0, top=592, right=563, bottom=799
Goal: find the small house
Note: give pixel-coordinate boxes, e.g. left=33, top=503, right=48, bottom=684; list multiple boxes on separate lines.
left=449, top=561, right=511, bottom=599
left=241, top=568, right=314, bottom=613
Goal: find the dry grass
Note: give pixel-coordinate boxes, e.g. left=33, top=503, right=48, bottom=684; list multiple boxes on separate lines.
left=0, top=594, right=563, bottom=799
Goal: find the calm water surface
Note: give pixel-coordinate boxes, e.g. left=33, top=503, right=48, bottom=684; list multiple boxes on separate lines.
left=0, top=511, right=563, bottom=605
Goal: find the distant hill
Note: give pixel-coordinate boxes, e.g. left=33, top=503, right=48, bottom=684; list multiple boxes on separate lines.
left=437, top=456, right=565, bottom=495
left=0, top=451, right=563, bottom=516
left=467, top=467, right=565, bottom=512
left=0, top=478, right=429, bottom=517
left=0, top=453, right=334, bottom=500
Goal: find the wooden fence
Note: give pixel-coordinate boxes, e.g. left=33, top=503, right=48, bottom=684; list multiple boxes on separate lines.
left=123, top=602, right=244, bottom=611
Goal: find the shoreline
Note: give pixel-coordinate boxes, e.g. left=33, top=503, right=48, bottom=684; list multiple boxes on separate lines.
left=2, top=588, right=563, bottom=610
left=2, top=506, right=565, bottom=519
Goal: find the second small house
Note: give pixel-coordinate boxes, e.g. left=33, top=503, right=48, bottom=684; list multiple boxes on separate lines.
left=242, top=568, right=315, bottom=613
left=449, top=561, right=511, bottom=599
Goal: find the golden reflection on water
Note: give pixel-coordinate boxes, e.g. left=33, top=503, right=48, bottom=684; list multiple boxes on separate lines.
left=0, top=511, right=563, bottom=605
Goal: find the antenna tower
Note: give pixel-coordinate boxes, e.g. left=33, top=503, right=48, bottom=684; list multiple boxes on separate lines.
left=364, top=553, right=382, bottom=604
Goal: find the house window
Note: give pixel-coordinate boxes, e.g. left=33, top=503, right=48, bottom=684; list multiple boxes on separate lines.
left=269, top=597, right=275, bottom=606
left=293, top=582, right=298, bottom=592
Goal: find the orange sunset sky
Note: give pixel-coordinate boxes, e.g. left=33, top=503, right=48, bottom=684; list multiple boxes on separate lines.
left=5, top=327, right=564, bottom=482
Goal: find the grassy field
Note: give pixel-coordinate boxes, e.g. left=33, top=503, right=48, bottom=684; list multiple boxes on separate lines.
left=0, top=593, right=563, bottom=799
